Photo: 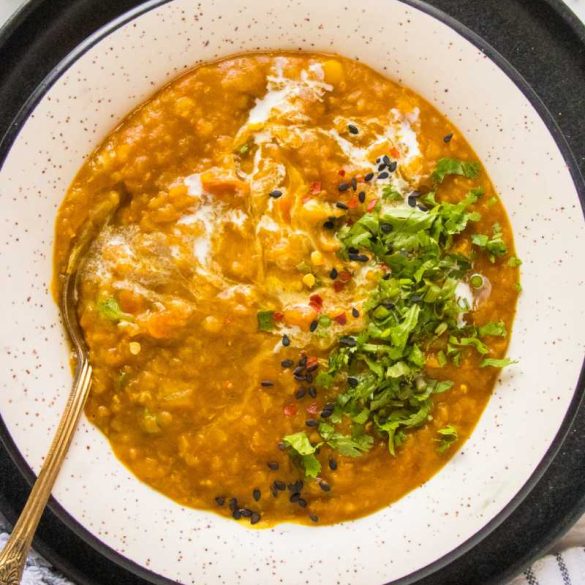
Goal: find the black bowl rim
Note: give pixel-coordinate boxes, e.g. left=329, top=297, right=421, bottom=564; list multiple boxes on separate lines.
left=0, top=1, right=583, bottom=584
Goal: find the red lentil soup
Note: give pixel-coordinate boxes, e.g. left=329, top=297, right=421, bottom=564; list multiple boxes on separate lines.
left=54, top=52, right=519, bottom=527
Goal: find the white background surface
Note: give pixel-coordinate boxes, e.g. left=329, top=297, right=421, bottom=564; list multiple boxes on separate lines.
left=0, top=0, right=583, bottom=579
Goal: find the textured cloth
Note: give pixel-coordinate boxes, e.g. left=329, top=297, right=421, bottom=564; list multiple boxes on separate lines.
left=510, top=548, right=585, bottom=585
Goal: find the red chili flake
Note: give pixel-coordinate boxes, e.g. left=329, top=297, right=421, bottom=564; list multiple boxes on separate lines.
left=310, top=181, right=321, bottom=194
left=306, top=401, right=320, bottom=415
left=309, top=294, right=323, bottom=308
left=283, top=403, right=298, bottom=417
left=333, top=281, right=345, bottom=292
left=303, top=195, right=312, bottom=204
left=390, top=147, right=400, bottom=159
left=333, top=312, right=347, bottom=325
left=306, top=356, right=319, bottom=368
left=347, top=197, right=359, bottom=209
left=339, top=270, right=352, bottom=283
left=338, top=169, right=346, bottom=177
left=273, top=311, right=284, bottom=322
left=367, top=198, right=378, bottom=212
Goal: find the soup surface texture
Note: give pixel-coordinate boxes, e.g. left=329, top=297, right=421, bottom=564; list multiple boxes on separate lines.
left=54, top=52, right=519, bottom=527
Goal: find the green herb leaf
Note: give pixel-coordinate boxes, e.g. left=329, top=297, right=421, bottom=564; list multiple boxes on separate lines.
left=436, top=424, right=458, bottom=453
left=431, top=158, right=481, bottom=184
left=257, top=310, right=275, bottom=332
left=283, top=432, right=322, bottom=478
left=472, top=223, right=507, bottom=262
left=507, top=256, right=522, bottom=267
left=478, top=321, right=507, bottom=337
left=97, top=297, right=132, bottom=322
left=480, top=357, right=517, bottom=368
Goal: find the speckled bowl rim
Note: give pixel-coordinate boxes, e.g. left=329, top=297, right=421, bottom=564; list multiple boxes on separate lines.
left=0, top=1, right=583, bottom=584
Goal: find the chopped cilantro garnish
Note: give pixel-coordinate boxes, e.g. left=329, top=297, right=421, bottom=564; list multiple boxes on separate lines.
left=507, top=256, right=522, bottom=267
left=97, top=297, right=132, bottom=322
left=471, top=222, right=507, bottom=262
left=257, top=310, right=275, bottom=331
left=478, top=321, right=507, bottom=337
left=436, top=425, right=458, bottom=453
left=480, top=357, right=517, bottom=368
left=283, top=432, right=321, bottom=478
left=431, top=157, right=481, bottom=184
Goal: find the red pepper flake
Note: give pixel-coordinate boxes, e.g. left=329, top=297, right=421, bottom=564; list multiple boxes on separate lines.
left=333, top=281, right=345, bottom=292
left=303, top=195, right=312, bottom=204
left=273, top=311, right=284, bottom=322
left=390, top=147, right=400, bottom=159
left=309, top=294, right=323, bottom=312
left=283, top=403, right=298, bottom=417
left=306, top=401, right=320, bottom=415
left=306, top=356, right=319, bottom=369
left=367, top=198, right=378, bottom=212
left=339, top=270, right=352, bottom=283
left=347, top=197, right=359, bottom=209
left=338, top=169, right=346, bottom=177
left=310, top=181, right=321, bottom=194
left=333, top=312, right=347, bottom=325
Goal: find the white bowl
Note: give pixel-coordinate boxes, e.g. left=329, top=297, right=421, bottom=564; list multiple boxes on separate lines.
left=0, top=1, right=583, bottom=583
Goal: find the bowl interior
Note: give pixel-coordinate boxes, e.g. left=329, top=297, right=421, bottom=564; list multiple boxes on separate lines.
left=0, top=0, right=583, bottom=584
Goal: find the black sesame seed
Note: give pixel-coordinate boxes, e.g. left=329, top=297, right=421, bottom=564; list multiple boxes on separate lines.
left=378, top=171, right=390, bottom=180
left=381, top=223, right=392, bottom=233
left=269, top=189, right=283, bottom=199
left=229, top=498, right=238, bottom=512
left=364, top=172, right=374, bottom=182
left=270, top=485, right=279, bottom=497
left=305, top=373, right=313, bottom=383
left=215, top=496, right=225, bottom=506
left=382, top=301, right=395, bottom=309
left=382, top=273, right=391, bottom=280
left=306, top=362, right=319, bottom=373
left=282, top=334, right=291, bottom=347
left=320, top=408, right=333, bottom=418
left=274, top=480, right=286, bottom=491
left=377, top=163, right=386, bottom=172
left=335, top=201, right=349, bottom=210
left=232, top=509, right=242, bottom=520
left=407, top=195, right=417, bottom=208
left=348, top=246, right=359, bottom=253
left=309, top=320, right=319, bottom=332
left=347, top=376, right=358, bottom=388
left=383, top=155, right=391, bottom=166
left=329, top=457, right=338, bottom=470
left=351, top=177, right=357, bottom=191
left=358, top=191, right=366, bottom=203
left=293, top=366, right=305, bottom=376
left=305, top=418, right=318, bottom=428
left=298, top=355, right=307, bottom=367
left=323, top=219, right=335, bottom=229
left=250, top=512, right=261, bottom=525
left=253, top=488, right=261, bottom=501
left=348, top=124, right=359, bottom=135
left=288, top=480, right=303, bottom=492
left=281, top=359, right=294, bottom=368
left=351, top=307, right=359, bottom=318
left=348, top=252, right=369, bottom=262
left=267, top=460, right=279, bottom=471
left=294, top=372, right=306, bottom=382
left=329, top=268, right=338, bottom=279
left=417, top=203, right=428, bottom=212
left=339, top=336, right=357, bottom=347
left=240, top=508, right=252, bottom=518
left=443, top=133, right=453, bottom=143
left=261, top=380, right=274, bottom=387
left=295, top=388, right=306, bottom=400
left=319, top=480, right=331, bottom=492
left=297, top=498, right=308, bottom=508
left=289, top=492, right=301, bottom=503
left=308, top=387, right=317, bottom=398
left=338, top=182, right=350, bottom=192
left=310, top=513, right=320, bottom=523
left=388, top=161, right=398, bottom=172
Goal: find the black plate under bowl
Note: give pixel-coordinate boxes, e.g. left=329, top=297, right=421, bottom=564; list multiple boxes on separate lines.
left=0, top=1, right=584, bottom=584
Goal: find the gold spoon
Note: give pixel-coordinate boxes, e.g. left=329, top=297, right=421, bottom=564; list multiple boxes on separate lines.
left=0, top=190, right=124, bottom=585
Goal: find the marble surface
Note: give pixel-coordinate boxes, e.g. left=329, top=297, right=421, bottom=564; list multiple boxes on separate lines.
left=0, top=0, right=583, bottom=584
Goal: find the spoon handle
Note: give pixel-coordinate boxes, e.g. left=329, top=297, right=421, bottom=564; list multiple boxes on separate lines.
left=0, top=357, right=92, bottom=585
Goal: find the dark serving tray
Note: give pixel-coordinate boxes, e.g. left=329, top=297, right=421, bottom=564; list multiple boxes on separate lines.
left=0, top=1, right=584, bottom=584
